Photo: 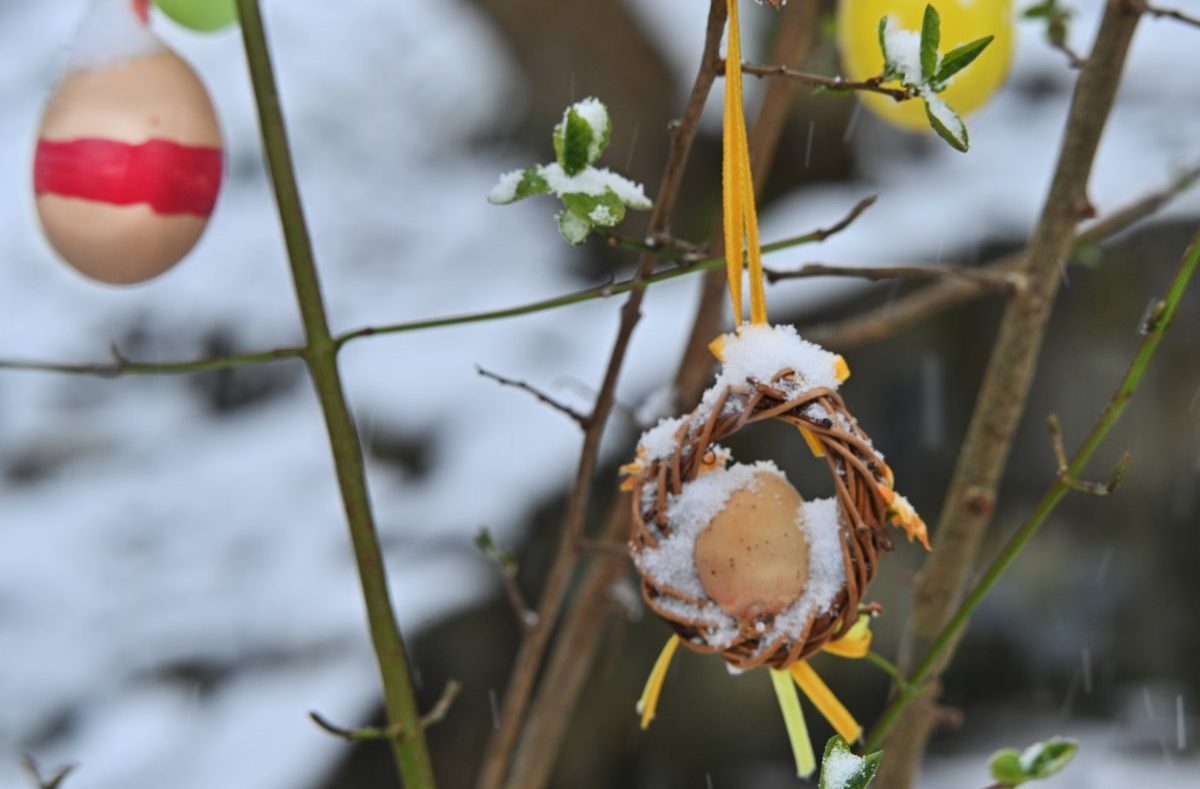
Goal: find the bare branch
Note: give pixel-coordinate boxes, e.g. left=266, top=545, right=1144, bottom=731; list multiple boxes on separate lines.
left=475, top=528, right=539, bottom=631
left=309, top=680, right=462, bottom=742
left=0, top=345, right=304, bottom=378
left=574, top=538, right=630, bottom=556
left=731, top=61, right=916, bottom=103
left=808, top=165, right=1200, bottom=350
left=875, top=3, right=1145, bottom=782
left=21, top=755, right=75, bottom=789
left=764, top=261, right=1023, bottom=291
left=1135, top=1, right=1200, bottom=27
left=476, top=366, right=591, bottom=429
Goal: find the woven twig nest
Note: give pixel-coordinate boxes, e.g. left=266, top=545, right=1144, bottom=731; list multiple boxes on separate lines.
left=625, top=325, right=926, bottom=672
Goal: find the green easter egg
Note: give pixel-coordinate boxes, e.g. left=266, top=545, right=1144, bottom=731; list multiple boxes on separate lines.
left=154, top=0, right=238, bottom=32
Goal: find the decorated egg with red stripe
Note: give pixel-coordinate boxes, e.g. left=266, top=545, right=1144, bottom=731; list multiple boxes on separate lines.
left=34, top=0, right=223, bottom=285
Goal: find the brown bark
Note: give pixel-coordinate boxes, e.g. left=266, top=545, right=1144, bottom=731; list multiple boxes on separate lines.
left=875, top=3, right=1144, bottom=786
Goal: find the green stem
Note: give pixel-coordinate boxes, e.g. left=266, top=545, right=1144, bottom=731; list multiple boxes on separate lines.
left=0, top=345, right=304, bottom=376
left=865, top=225, right=1200, bottom=752
left=864, top=651, right=910, bottom=690
left=235, top=2, right=435, bottom=786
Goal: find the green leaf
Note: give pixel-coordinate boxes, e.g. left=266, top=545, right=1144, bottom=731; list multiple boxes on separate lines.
left=487, top=167, right=550, bottom=205
left=474, top=528, right=496, bottom=552
left=819, top=735, right=883, bottom=789
left=562, top=189, right=626, bottom=228
left=1024, top=738, right=1077, bottom=780
left=1023, top=0, right=1067, bottom=19
left=556, top=208, right=592, bottom=245
left=989, top=739, right=1078, bottom=786
left=935, top=35, right=994, bottom=86
left=920, top=5, right=941, bottom=82
left=577, top=99, right=611, bottom=165
left=990, top=749, right=1028, bottom=786
left=553, top=108, right=594, bottom=176
left=923, top=95, right=969, bottom=152
left=877, top=16, right=896, bottom=79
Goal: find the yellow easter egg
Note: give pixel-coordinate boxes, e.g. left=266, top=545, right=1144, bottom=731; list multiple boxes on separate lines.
left=837, top=0, right=1014, bottom=132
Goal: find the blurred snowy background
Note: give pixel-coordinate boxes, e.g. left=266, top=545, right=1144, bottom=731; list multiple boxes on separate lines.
left=0, top=1, right=1198, bottom=788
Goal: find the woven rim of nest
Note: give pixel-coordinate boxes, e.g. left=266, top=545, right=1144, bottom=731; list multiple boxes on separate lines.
left=629, top=369, right=897, bottom=671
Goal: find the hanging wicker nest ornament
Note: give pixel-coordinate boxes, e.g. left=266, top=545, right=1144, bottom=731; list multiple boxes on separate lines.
left=623, top=325, right=929, bottom=672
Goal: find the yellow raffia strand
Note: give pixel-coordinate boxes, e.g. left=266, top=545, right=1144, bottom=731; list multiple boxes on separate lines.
left=821, top=613, right=873, bottom=658
left=835, top=355, right=851, bottom=383
left=769, top=667, right=817, bottom=777
left=708, top=332, right=728, bottom=362
left=790, top=661, right=863, bottom=744
left=723, top=0, right=769, bottom=328
left=798, top=426, right=827, bottom=458
left=636, top=635, right=681, bottom=729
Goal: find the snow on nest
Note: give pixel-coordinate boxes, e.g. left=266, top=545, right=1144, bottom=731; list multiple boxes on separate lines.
left=637, top=415, right=687, bottom=461
left=698, top=323, right=844, bottom=417
left=632, top=461, right=847, bottom=652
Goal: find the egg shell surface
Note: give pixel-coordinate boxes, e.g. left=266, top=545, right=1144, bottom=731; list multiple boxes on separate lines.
left=693, top=471, right=810, bottom=619
left=34, top=50, right=223, bottom=284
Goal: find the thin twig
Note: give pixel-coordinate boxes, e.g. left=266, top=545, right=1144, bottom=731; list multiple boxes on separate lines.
left=1048, top=413, right=1133, bottom=495
left=806, top=164, right=1200, bottom=350
left=20, top=755, right=75, bottom=789
left=475, top=5, right=731, bottom=788
left=234, top=1, right=435, bottom=785
left=310, top=680, right=463, bottom=741
left=476, top=528, right=539, bottom=630
left=868, top=223, right=1199, bottom=754
left=875, top=4, right=1145, bottom=784
left=764, top=261, right=1022, bottom=291
left=731, top=61, right=915, bottom=102
left=0, top=345, right=303, bottom=377
left=574, top=537, right=629, bottom=556
left=1136, top=1, right=1200, bottom=27
left=476, top=366, right=591, bottom=429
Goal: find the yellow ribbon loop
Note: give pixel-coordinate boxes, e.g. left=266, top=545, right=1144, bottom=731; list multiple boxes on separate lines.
left=723, top=0, right=769, bottom=328
left=821, top=613, right=874, bottom=658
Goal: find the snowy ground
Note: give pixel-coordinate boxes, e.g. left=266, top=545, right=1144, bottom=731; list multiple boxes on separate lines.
left=0, top=1, right=1197, bottom=788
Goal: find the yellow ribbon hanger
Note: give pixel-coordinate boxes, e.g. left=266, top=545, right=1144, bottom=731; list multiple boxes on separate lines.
left=723, top=0, right=769, bottom=328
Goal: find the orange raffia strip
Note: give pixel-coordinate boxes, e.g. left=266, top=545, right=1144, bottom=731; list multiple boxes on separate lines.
left=790, top=660, right=863, bottom=744
left=723, top=0, right=769, bottom=328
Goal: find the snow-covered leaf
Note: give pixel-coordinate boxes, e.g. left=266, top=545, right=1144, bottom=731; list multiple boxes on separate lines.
left=571, top=97, right=612, bottom=165
left=554, top=107, right=594, bottom=176
left=923, top=94, right=969, bottom=152
left=877, top=15, right=923, bottom=85
left=919, top=4, right=941, bottom=83
left=1022, top=738, right=1077, bottom=780
left=556, top=208, right=592, bottom=245
left=818, top=735, right=882, bottom=789
left=562, top=189, right=626, bottom=228
left=487, top=167, right=550, bottom=205
left=989, top=738, right=1078, bottom=786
